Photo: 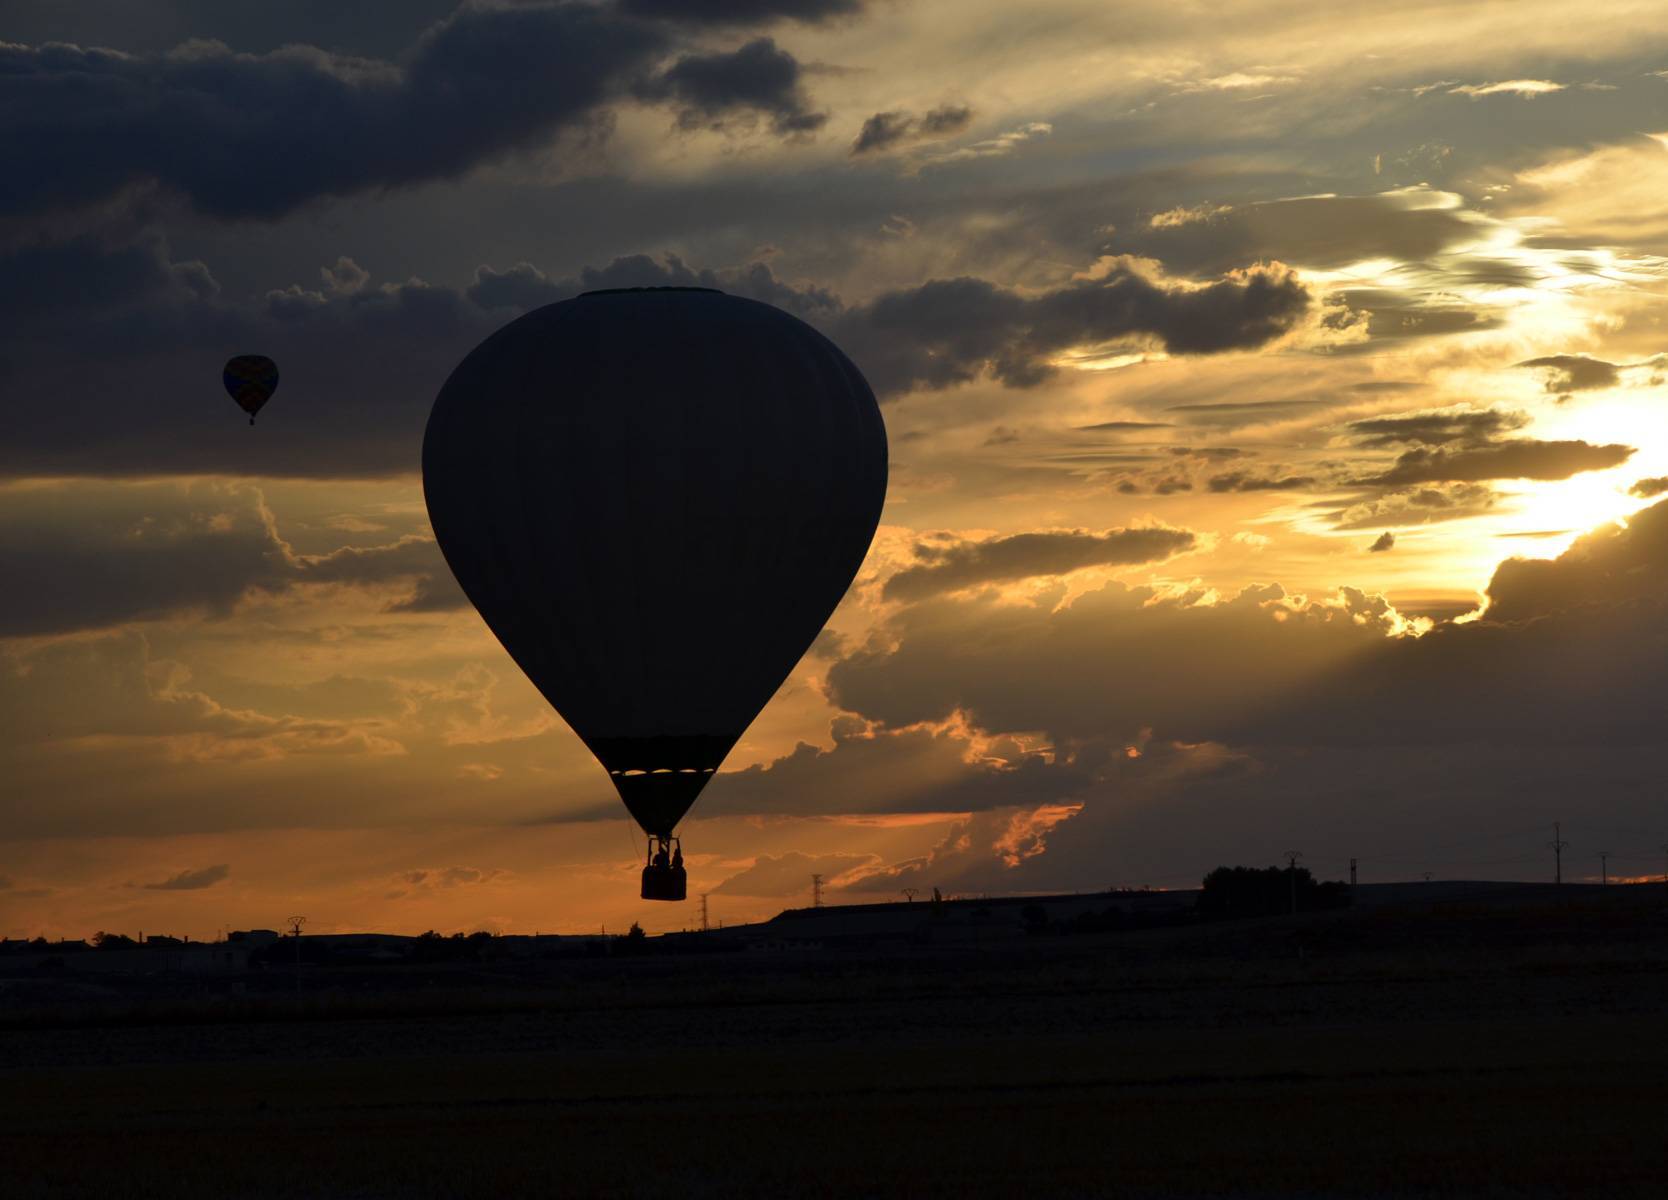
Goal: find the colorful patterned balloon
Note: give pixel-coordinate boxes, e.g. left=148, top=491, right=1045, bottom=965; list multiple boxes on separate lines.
left=223, top=355, right=280, bottom=425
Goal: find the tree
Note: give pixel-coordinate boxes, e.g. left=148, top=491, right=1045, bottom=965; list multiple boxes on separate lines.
left=1197, top=865, right=1351, bottom=918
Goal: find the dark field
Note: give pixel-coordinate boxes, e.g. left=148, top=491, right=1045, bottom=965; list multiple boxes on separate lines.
left=4, top=888, right=1667, bottom=1198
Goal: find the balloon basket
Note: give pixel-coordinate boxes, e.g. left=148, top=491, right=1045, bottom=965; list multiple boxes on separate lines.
left=640, top=834, right=688, bottom=901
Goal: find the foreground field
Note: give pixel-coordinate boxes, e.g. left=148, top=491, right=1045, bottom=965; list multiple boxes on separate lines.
left=4, top=890, right=1666, bottom=1198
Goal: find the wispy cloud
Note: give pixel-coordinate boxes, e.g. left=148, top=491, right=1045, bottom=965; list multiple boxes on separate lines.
left=141, top=864, right=230, bottom=891
left=919, top=122, right=1052, bottom=169
left=1449, top=79, right=1565, bottom=98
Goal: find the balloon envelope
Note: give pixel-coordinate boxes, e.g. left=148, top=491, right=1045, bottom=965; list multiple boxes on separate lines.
left=422, top=287, right=887, bottom=837
left=223, top=354, right=279, bottom=422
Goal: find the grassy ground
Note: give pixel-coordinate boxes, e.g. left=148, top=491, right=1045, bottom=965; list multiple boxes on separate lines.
left=4, top=893, right=1666, bottom=1197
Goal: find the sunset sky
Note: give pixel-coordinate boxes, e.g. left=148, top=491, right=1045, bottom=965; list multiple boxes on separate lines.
left=6, top=0, right=1668, bottom=939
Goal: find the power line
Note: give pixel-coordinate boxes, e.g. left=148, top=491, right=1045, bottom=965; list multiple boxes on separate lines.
left=1365, top=821, right=1567, bottom=866
left=287, top=915, right=306, bottom=992
left=1562, top=823, right=1668, bottom=840
left=1548, top=822, right=1570, bottom=885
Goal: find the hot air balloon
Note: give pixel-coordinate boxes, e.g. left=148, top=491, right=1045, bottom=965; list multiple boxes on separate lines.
left=223, top=355, right=279, bottom=424
left=423, top=287, right=887, bottom=901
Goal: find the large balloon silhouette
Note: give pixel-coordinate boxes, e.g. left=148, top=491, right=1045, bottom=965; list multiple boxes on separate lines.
left=222, top=355, right=279, bottom=424
left=422, top=287, right=887, bottom=899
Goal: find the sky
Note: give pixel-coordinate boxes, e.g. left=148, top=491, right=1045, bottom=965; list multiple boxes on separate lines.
left=6, top=0, right=1668, bottom=939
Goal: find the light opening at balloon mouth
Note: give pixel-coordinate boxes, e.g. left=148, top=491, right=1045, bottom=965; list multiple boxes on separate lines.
left=611, top=767, right=718, bottom=776
left=579, top=286, right=724, bottom=297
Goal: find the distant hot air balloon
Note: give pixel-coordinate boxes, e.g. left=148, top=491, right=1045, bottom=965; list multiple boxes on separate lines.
left=423, top=288, right=887, bottom=901
left=223, top=355, right=279, bottom=424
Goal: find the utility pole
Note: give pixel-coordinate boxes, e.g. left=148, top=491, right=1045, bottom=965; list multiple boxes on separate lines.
left=699, top=893, right=709, bottom=933
left=811, top=874, right=824, bottom=909
left=1598, top=851, right=1611, bottom=886
left=1349, top=857, right=1358, bottom=888
left=1548, top=822, right=1570, bottom=884
left=1284, top=851, right=1302, bottom=915
left=287, top=916, right=306, bottom=992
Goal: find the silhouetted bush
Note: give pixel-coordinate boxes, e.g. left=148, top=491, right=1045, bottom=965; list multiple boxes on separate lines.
left=1197, top=865, right=1351, bottom=918
left=411, top=930, right=493, bottom=963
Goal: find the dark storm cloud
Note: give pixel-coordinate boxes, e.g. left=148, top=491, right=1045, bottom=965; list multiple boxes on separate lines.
left=617, top=0, right=864, bottom=24
left=1326, top=290, right=1501, bottom=347
left=1165, top=399, right=1332, bottom=427
left=0, top=228, right=501, bottom=478
left=0, top=237, right=1301, bottom=477
left=0, top=4, right=669, bottom=220
left=828, top=582, right=1403, bottom=746
left=0, top=228, right=217, bottom=322
left=918, top=105, right=976, bottom=136
left=1321, top=413, right=1596, bottom=528
left=809, top=628, right=847, bottom=660
left=1205, top=472, right=1315, bottom=493
left=1325, top=483, right=1500, bottom=531
left=852, top=104, right=975, bottom=154
left=883, top=527, right=1199, bottom=601
left=852, top=111, right=914, bottom=154
left=1630, top=477, right=1668, bottom=499
left=1249, top=567, right=1668, bottom=751
left=1482, top=499, right=1668, bottom=624
left=0, top=482, right=458, bottom=636
left=0, top=483, right=288, bottom=637
left=832, top=262, right=1311, bottom=396
left=385, top=574, right=471, bottom=614
left=0, top=1, right=465, bottom=58
left=141, top=863, right=229, bottom=890
left=1349, top=381, right=1421, bottom=394
left=703, top=721, right=1096, bottom=818
left=1368, top=531, right=1395, bottom=553
left=829, top=499, right=1668, bottom=763
left=0, top=628, right=562, bottom=837
left=635, top=37, right=826, bottom=134
left=1357, top=440, right=1632, bottom=486
left=1168, top=399, right=1328, bottom=413
left=467, top=252, right=838, bottom=316
left=1347, top=408, right=1529, bottom=448
left=712, top=851, right=875, bottom=897
left=1516, top=354, right=1621, bottom=396
left=1168, top=447, right=1246, bottom=461
left=464, top=263, right=566, bottom=311
left=297, top=535, right=460, bottom=597
left=1129, top=192, right=1483, bottom=276
left=388, top=866, right=509, bottom=898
